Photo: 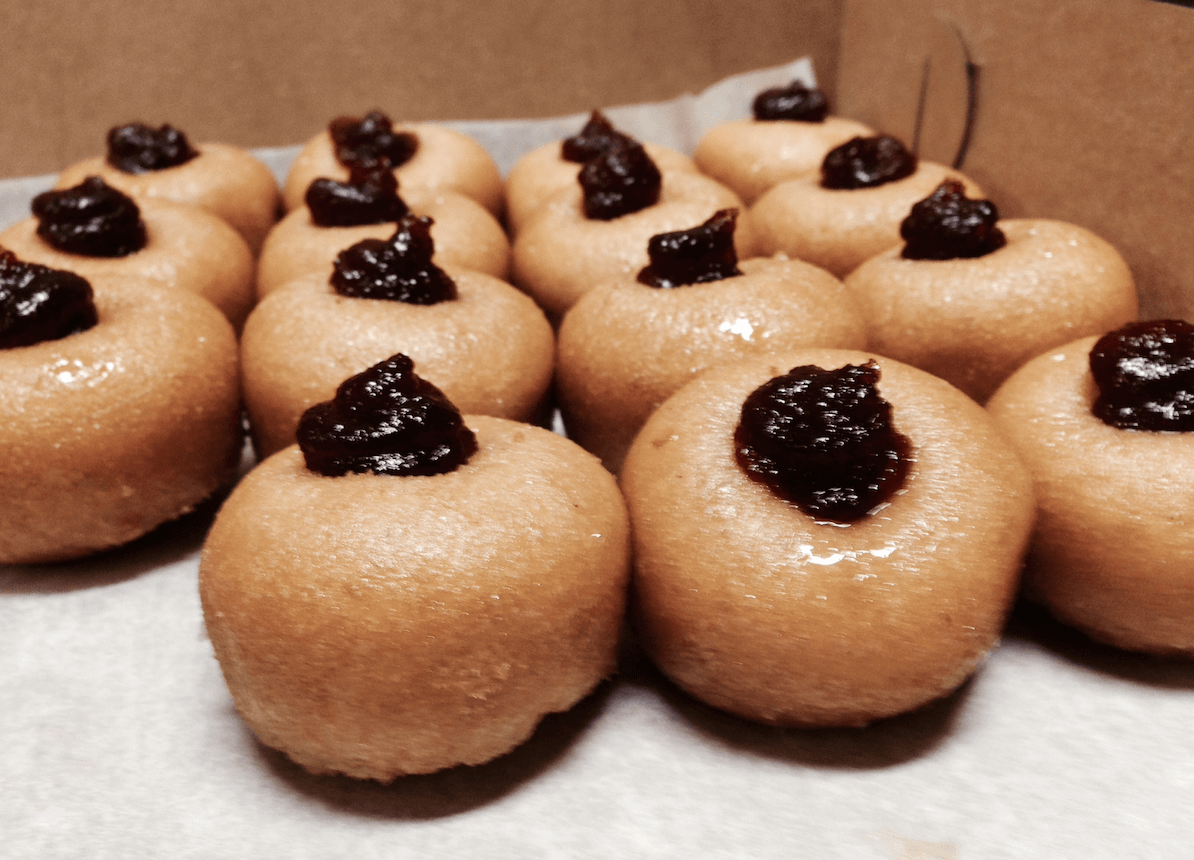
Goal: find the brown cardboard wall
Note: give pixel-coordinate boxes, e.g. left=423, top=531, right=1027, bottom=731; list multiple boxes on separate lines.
left=836, top=0, right=1194, bottom=319
left=0, top=0, right=842, bottom=179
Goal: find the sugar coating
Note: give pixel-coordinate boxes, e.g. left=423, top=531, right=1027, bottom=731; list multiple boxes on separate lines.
left=0, top=199, right=256, bottom=330
left=556, top=256, right=867, bottom=473
left=750, top=162, right=980, bottom=278
left=56, top=143, right=280, bottom=255
left=693, top=116, right=874, bottom=205
left=846, top=219, right=1137, bottom=403
left=0, top=278, right=241, bottom=564
left=987, top=336, right=1194, bottom=654
left=199, top=418, right=630, bottom=780
left=255, top=186, right=510, bottom=299
left=282, top=123, right=504, bottom=219
left=242, top=266, right=555, bottom=456
left=621, top=349, right=1035, bottom=727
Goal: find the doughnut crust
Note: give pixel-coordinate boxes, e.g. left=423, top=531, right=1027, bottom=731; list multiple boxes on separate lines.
left=199, top=418, right=630, bottom=779
left=556, top=256, right=867, bottom=472
left=56, top=143, right=280, bottom=255
left=749, top=163, right=980, bottom=278
left=987, top=337, right=1194, bottom=654
left=256, top=186, right=510, bottom=299
left=845, top=219, right=1137, bottom=403
left=0, top=277, right=242, bottom=564
left=693, top=116, right=874, bottom=205
left=0, top=199, right=256, bottom=329
left=512, top=171, right=755, bottom=322
left=282, top=123, right=504, bottom=218
left=621, top=350, right=1034, bottom=727
left=505, top=140, right=698, bottom=236
left=241, top=267, right=555, bottom=457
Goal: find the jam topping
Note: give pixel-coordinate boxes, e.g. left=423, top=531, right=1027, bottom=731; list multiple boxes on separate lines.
left=752, top=81, right=829, bottom=122
left=297, top=353, right=477, bottom=477
left=0, top=250, right=98, bottom=349
left=106, top=123, right=199, bottom=174
left=900, top=179, right=1006, bottom=260
left=331, top=213, right=457, bottom=304
left=561, top=111, right=637, bottom=163
left=305, top=166, right=410, bottom=227
left=31, top=177, right=147, bottom=258
left=637, top=209, right=743, bottom=288
left=578, top=138, right=662, bottom=220
left=328, top=111, right=418, bottom=171
left=734, top=361, right=912, bottom=522
left=1089, top=319, right=1194, bottom=432
left=821, top=135, right=918, bottom=190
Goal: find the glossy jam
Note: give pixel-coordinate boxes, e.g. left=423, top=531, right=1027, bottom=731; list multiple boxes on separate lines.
left=734, top=361, right=912, bottom=522
left=561, top=111, right=636, bottom=163
left=305, top=166, right=410, bottom=227
left=752, top=81, right=829, bottom=122
left=329, top=111, right=418, bottom=170
left=298, top=353, right=478, bottom=477
left=578, top=138, right=662, bottom=221
left=821, top=135, right=917, bottom=190
left=637, top=209, right=742, bottom=288
left=31, top=176, right=147, bottom=258
left=106, top=123, right=199, bottom=174
left=900, top=179, right=1005, bottom=260
left=1090, top=319, right=1194, bottom=432
left=331, top=214, right=457, bottom=304
left=0, top=250, right=98, bottom=349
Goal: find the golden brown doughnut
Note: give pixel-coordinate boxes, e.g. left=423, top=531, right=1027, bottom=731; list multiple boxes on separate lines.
left=0, top=273, right=241, bottom=565
left=846, top=219, right=1137, bottom=403
left=199, top=415, right=630, bottom=779
left=556, top=256, right=867, bottom=472
left=282, top=122, right=504, bottom=218
left=621, top=349, right=1034, bottom=727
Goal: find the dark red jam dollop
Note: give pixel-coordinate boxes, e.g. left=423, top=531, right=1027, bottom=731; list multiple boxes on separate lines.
left=297, top=352, right=478, bottom=477
left=0, top=250, right=98, bottom=349
left=752, top=81, right=829, bottom=122
left=578, top=138, right=662, bottom=221
left=106, top=123, right=199, bottom=174
left=331, top=213, right=457, bottom=304
left=821, top=135, right=917, bottom=190
left=329, top=111, right=418, bottom=171
left=561, top=110, right=638, bottom=163
left=637, top=209, right=742, bottom=288
left=900, top=179, right=1005, bottom=260
left=305, top=166, right=410, bottom=227
left=31, top=176, right=147, bottom=258
left=734, top=361, right=912, bottom=522
left=1089, top=319, right=1194, bottom=432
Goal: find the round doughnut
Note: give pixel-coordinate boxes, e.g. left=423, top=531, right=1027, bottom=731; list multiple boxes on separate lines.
left=199, top=416, right=630, bottom=779
left=0, top=275, right=241, bottom=564
left=845, top=219, right=1137, bottom=403
left=282, top=122, right=504, bottom=219
left=750, top=163, right=980, bottom=278
left=621, top=349, right=1035, bottom=727
left=0, top=198, right=256, bottom=330
left=242, top=267, right=555, bottom=457
left=505, top=139, right=698, bottom=236
left=56, top=143, right=280, bottom=255
left=511, top=171, right=754, bottom=322
left=693, top=115, right=874, bottom=205
left=556, top=256, right=867, bottom=473
left=987, top=334, right=1194, bottom=654
left=256, top=186, right=510, bottom=299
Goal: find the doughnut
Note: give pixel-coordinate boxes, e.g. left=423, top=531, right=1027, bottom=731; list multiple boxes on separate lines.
left=0, top=253, right=241, bottom=564
left=621, top=349, right=1034, bottom=727
left=987, top=321, right=1194, bottom=654
left=199, top=355, right=630, bottom=779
